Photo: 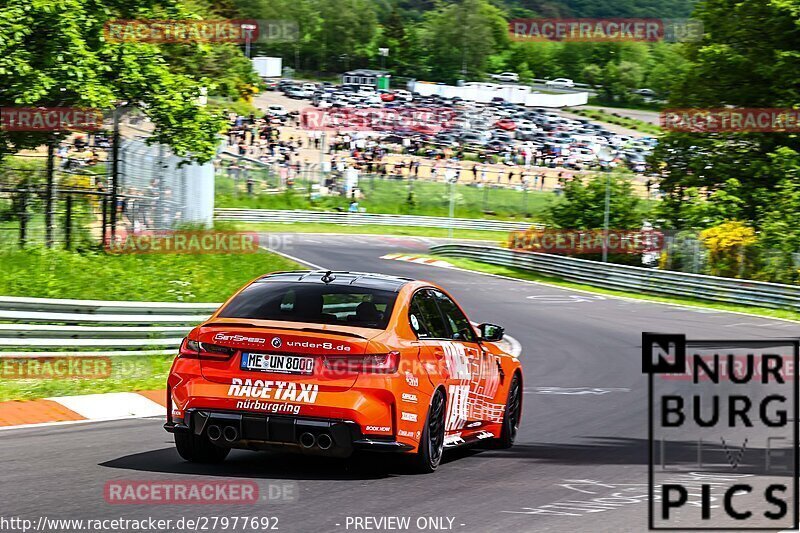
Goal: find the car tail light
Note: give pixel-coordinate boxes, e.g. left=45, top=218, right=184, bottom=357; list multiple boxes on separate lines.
left=322, top=351, right=400, bottom=375
left=179, top=338, right=236, bottom=360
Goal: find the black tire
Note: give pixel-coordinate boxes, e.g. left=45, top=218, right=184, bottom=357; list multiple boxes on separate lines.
left=408, top=388, right=446, bottom=474
left=496, top=373, right=522, bottom=449
left=174, top=432, right=230, bottom=464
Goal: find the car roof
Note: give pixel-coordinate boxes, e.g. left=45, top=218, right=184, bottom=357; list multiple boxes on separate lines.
left=256, top=270, right=415, bottom=292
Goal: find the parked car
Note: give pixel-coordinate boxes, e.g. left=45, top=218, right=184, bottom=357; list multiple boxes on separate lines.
left=516, top=125, right=539, bottom=140
left=493, top=119, right=517, bottom=131
left=545, top=78, right=575, bottom=88
left=285, top=86, right=306, bottom=99
left=266, top=104, right=288, bottom=117
left=490, top=72, right=520, bottom=82
left=633, top=88, right=657, bottom=97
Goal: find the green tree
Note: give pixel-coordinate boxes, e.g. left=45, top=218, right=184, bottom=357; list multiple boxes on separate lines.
left=643, top=42, right=689, bottom=98
left=314, top=0, right=378, bottom=71
left=581, top=64, right=603, bottom=88
left=599, top=60, right=643, bottom=104
left=0, top=0, right=225, bottom=162
left=655, top=0, right=800, bottom=236
left=417, top=0, right=509, bottom=82
left=545, top=174, right=644, bottom=229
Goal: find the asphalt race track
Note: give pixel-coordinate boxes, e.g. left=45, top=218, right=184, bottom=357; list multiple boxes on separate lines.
left=2, top=234, right=798, bottom=533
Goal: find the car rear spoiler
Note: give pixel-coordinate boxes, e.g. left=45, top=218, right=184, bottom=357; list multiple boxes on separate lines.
left=201, top=322, right=369, bottom=340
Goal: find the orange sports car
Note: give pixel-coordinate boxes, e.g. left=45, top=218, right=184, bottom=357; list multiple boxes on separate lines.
left=165, top=271, right=523, bottom=473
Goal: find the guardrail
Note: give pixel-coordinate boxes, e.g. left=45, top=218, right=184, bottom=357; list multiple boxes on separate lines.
left=0, top=296, right=219, bottom=315
left=0, top=297, right=220, bottom=357
left=0, top=297, right=384, bottom=356
left=430, top=244, right=800, bottom=312
left=215, top=208, right=537, bottom=232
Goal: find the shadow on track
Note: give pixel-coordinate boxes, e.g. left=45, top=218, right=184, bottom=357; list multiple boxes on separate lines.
left=99, top=445, right=487, bottom=481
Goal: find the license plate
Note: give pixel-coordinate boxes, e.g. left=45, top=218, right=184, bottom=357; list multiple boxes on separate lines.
left=241, top=353, right=315, bottom=375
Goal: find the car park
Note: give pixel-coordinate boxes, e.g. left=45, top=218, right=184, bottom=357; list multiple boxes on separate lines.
left=264, top=81, right=656, bottom=173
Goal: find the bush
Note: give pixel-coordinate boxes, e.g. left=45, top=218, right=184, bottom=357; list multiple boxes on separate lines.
left=699, top=221, right=757, bottom=278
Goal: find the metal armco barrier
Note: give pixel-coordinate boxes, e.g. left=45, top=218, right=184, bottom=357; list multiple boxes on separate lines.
left=0, top=296, right=221, bottom=357
left=430, top=244, right=800, bottom=312
left=215, top=208, right=537, bottom=232
left=0, top=298, right=375, bottom=357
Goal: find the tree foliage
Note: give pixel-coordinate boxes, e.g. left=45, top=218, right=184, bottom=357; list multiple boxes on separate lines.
left=651, top=0, right=800, bottom=282
left=545, top=174, right=644, bottom=230
left=0, top=0, right=230, bottom=162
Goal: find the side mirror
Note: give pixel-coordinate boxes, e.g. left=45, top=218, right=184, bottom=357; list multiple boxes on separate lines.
left=478, top=323, right=504, bottom=342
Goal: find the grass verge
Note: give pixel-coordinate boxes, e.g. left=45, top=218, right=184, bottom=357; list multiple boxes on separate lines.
left=433, top=256, right=800, bottom=322
left=0, top=247, right=300, bottom=301
left=0, top=354, right=172, bottom=402
left=565, top=107, right=661, bottom=136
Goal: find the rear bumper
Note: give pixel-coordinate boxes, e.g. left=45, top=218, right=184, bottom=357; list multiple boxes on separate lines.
left=165, top=409, right=413, bottom=458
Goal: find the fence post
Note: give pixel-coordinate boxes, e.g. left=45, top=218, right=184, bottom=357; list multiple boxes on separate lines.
left=64, top=194, right=72, bottom=250
left=523, top=186, right=528, bottom=215
left=45, top=141, right=55, bottom=248
left=18, top=187, right=28, bottom=248
left=110, top=106, right=121, bottom=242
left=157, top=144, right=165, bottom=229
left=101, top=195, right=108, bottom=247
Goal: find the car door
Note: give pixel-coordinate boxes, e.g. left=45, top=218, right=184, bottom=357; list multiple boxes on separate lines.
left=429, top=290, right=503, bottom=431
left=408, top=289, right=500, bottom=440
left=408, top=289, right=464, bottom=430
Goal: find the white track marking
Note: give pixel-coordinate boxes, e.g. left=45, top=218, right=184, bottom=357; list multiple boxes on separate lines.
left=50, top=392, right=164, bottom=420
left=500, top=333, right=522, bottom=358
left=260, top=245, right=323, bottom=269
left=381, top=253, right=453, bottom=268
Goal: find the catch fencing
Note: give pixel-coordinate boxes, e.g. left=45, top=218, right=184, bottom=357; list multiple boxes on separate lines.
left=0, top=114, right=214, bottom=250
left=429, top=244, right=800, bottom=312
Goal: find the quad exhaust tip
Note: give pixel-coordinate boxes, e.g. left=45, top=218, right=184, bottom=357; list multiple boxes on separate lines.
left=223, top=426, right=239, bottom=442
left=299, top=432, right=316, bottom=448
left=317, top=433, right=333, bottom=450
left=207, top=425, right=222, bottom=441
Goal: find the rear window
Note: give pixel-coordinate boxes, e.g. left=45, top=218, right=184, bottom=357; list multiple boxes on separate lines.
left=218, top=281, right=398, bottom=329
